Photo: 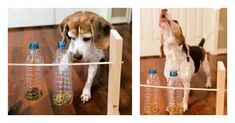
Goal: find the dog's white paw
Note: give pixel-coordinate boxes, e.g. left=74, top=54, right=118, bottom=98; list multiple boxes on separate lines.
left=205, top=81, right=212, bottom=88
left=183, top=103, right=188, bottom=112
left=80, top=87, right=91, bottom=104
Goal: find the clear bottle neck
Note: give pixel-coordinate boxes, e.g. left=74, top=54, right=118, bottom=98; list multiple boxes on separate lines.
left=57, top=48, right=67, bottom=52
left=29, top=49, right=39, bottom=54
left=168, top=76, right=183, bottom=87
left=146, top=74, right=158, bottom=85
left=148, top=74, right=156, bottom=78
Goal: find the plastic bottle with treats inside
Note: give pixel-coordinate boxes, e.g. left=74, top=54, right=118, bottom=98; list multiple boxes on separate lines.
left=24, top=41, right=44, bottom=101
left=166, top=70, right=184, bottom=115
left=53, top=41, right=73, bottom=106
left=143, top=68, right=161, bottom=115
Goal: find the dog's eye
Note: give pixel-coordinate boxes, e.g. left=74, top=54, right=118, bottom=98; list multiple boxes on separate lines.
left=83, top=37, right=91, bottom=42
left=68, top=36, right=75, bottom=40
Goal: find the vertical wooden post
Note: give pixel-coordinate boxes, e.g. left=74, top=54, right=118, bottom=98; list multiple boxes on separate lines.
left=107, top=29, right=123, bottom=115
left=216, top=61, right=226, bottom=115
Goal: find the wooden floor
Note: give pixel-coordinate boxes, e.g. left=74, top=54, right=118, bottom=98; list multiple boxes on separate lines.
left=8, top=24, right=132, bottom=115
left=140, top=54, right=227, bottom=115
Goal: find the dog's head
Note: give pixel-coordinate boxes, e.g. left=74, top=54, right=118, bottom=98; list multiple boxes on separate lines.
left=59, top=11, right=113, bottom=61
left=159, top=9, right=185, bottom=45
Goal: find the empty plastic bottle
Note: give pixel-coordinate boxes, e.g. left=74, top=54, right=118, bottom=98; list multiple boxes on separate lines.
left=53, top=41, right=73, bottom=106
left=24, top=41, right=44, bottom=101
left=143, top=68, right=160, bottom=115
left=167, top=70, right=184, bottom=115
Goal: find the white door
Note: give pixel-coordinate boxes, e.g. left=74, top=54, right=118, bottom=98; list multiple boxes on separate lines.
left=109, top=8, right=132, bottom=24
left=140, top=9, right=159, bottom=57
left=8, top=8, right=54, bottom=28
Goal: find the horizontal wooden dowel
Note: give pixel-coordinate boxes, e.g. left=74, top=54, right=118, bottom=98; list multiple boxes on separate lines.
left=140, top=84, right=218, bottom=92
left=8, top=62, right=113, bottom=66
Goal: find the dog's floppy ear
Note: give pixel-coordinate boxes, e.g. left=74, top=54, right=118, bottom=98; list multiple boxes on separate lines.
left=160, top=34, right=164, bottom=57
left=91, top=16, right=113, bottom=49
left=173, top=20, right=179, bottom=24
left=172, top=20, right=185, bottom=45
left=59, top=18, right=70, bottom=42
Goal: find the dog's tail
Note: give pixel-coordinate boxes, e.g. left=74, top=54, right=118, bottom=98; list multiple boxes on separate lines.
left=198, top=38, right=206, bottom=47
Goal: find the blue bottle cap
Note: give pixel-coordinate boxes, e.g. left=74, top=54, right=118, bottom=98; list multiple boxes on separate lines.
left=29, top=41, right=39, bottom=49
left=57, top=41, right=66, bottom=49
left=169, top=70, right=177, bottom=77
left=148, top=68, right=157, bottom=74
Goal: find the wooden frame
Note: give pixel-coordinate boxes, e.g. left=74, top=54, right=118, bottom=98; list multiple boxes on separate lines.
left=216, top=61, right=226, bottom=115
left=107, top=29, right=123, bottom=115
left=8, top=29, right=123, bottom=115
left=140, top=61, right=226, bottom=115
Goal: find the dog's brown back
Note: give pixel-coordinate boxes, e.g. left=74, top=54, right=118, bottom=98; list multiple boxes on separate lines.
left=189, top=38, right=207, bottom=73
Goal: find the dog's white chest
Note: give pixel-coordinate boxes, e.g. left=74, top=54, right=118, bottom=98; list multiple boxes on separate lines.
left=164, top=46, right=195, bottom=80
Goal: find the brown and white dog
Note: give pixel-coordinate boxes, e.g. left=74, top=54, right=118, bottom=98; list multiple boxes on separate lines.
left=59, top=11, right=113, bottom=103
left=159, top=9, right=212, bottom=112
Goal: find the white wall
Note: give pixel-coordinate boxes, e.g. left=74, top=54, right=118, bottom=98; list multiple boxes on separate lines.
left=8, top=8, right=131, bottom=28
left=140, top=8, right=222, bottom=56
left=55, top=8, right=109, bottom=24
left=8, top=8, right=55, bottom=28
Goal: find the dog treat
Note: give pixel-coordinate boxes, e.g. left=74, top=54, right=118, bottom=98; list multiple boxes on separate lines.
left=24, top=87, right=43, bottom=101
left=53, top=93, right=73, bottom=106
left=144, top=103, right=159, bottom=115
left=166, top=104, right=184, bottom=115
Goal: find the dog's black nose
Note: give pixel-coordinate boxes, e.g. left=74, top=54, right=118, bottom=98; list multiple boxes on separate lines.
left=161, top=9, right=168, bottom=18
left=73, top=53, right=83, bottom=60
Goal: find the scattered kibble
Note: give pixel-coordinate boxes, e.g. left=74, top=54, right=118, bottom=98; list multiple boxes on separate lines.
left=53, top=93, right=73, bottom=106
left=144, top=103, right=159, bottom=115
left=166, top=104, right=184, bottom=115
left=24, top=87, right=43, bottom=101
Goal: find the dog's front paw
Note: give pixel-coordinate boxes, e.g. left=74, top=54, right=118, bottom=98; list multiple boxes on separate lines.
left=80, top=87, right=91, bottom=104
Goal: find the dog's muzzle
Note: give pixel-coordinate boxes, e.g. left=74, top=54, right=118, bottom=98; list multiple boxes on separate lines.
left=73, top=53, right=83, bottom=61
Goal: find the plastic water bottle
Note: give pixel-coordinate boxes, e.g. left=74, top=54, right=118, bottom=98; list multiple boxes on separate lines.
left=144, top=68, right=160, bottom=115
left=167, top=70, right=184, bottom=115
left=53, top=41, right=73, bottom=106
left=24, top=41, right=44, bottom=101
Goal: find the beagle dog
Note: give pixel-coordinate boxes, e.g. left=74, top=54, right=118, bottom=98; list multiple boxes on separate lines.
left=159, top=9, right=212, bottom=112
left=59, top=11, right=114, bottom=103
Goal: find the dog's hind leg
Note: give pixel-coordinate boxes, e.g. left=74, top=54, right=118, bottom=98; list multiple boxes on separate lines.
left=81, top=64, right=98, bottom=103
left=203, top=53, right=211, bottom=88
